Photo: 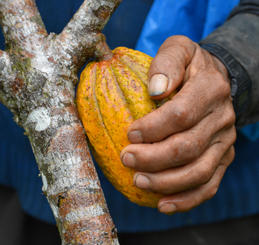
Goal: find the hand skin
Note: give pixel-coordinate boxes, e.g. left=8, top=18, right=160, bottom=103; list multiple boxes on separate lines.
left=120, top=35, right=237, bottom=214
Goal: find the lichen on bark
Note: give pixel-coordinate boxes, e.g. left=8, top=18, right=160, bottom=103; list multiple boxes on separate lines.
left=0, top=0, right=122, bottom=244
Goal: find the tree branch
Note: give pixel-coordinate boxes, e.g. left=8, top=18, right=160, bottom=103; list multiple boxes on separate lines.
left=0, top=0, right=47, bottom=52
left=0, top=0, right=123, bottom=244
left=55, top=0, right=122, bottom=70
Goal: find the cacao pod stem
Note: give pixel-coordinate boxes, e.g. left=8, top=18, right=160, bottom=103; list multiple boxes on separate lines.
left=94, top=35, right=113, bottom=61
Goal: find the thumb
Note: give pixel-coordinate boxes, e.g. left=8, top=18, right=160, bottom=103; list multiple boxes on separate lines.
left=148, top=35, right=197, bottom=100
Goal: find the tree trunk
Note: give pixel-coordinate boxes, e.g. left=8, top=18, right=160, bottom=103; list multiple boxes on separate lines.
left=0, top=0, right=122, bottom=244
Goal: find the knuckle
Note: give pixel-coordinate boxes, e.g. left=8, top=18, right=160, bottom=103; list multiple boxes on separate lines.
left=207, top=70, right=230, bottom=98
left=188, top=138, right=204, bottom=158
left=207, top=184, right=219, bottom=200
left=227, top=107, right=236, bottom=125
left=217, top=77, right=231, bottom=98
left=181, top=135, right=192, bottom=146
left=230, top=127, right=237, bottom=145
left=161, top=36, right=196, bottom=61
left=221, top=146, right=235, bottom=167
left=168, top=139, right=188, bottom=164
left=181, top=138, right=194, bottom=155
left=170, top=102, right=191, bottom=126
left=196, top=165, right=213, bottom=184
left=226, top=150, right=235, bottom=166
left=173, top=136, right=200, bottom=161
left=168, top=135, right=184, bottom=159
left=168, top=35, right=192, bottom=46
left=222, top=106, right=236, bottom=127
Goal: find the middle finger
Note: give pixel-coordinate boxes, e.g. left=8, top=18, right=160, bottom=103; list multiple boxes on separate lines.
left=122, top=101, right=235, bottom=172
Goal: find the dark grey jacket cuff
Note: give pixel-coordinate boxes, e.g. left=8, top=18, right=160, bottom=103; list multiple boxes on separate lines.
left=200, top=43, right=252, bottom=125
left=200, top=13, right=259, bottom=127
left=230, top=0, right=259, bottom=17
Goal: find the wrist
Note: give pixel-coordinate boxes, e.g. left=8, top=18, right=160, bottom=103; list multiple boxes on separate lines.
left=199, top=43, right=252, bottom=126
left=211, top=54, right=230, bottom=84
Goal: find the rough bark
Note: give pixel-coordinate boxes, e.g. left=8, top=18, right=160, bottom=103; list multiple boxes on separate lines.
left=0, top=0, right=122, bottom=244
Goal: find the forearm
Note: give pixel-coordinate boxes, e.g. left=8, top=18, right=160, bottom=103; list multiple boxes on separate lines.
left=200, top=1, right=259, bottom=127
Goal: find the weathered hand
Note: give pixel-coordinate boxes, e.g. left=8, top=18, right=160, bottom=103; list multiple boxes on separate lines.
left=121, top=36, right=237, bottom=214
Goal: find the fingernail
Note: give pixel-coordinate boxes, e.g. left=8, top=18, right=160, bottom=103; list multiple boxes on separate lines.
left=122, top=152, right=136, bottom=168
left=128, top=130, right=143, bottom=143
left=159, top=203, right=177, bottom=214
left=148, top=74, right=169, bottom=96
left=134, top=174, right=150, bottom=189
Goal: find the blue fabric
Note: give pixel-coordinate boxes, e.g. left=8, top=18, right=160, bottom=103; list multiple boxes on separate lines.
left=0, top=0, right=259, bottom=233
left=137, top=0, right=240, bottom=55
left=241, top=123, right=259, bottom=141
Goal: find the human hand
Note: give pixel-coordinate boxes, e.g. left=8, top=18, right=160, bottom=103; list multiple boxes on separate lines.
left=121, top=36, right=237, bottom=214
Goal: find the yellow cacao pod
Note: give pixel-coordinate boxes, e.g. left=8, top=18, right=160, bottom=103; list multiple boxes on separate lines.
left=76, top=47, right=163, bottom=207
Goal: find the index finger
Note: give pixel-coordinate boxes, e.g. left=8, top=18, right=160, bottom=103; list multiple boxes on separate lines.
left=128, top=70, right=230, bottom=143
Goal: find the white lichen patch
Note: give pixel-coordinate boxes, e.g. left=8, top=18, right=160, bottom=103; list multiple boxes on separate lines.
left=65, top=204, right=105, bottom=223
left=31, top=48, right=55, bottom=77
left=50, top=109, right=77, bottom=129
left=26, top=107, right=51, bottom=131
left=46, top=153, right=83, bottom=195
left=20, top=21, right=39, bottom=38
left=88, top=179, right=100, bottom=189
left=41, top=172, right=48, bottom=192
left=45, top=152, right=101, bottom=194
